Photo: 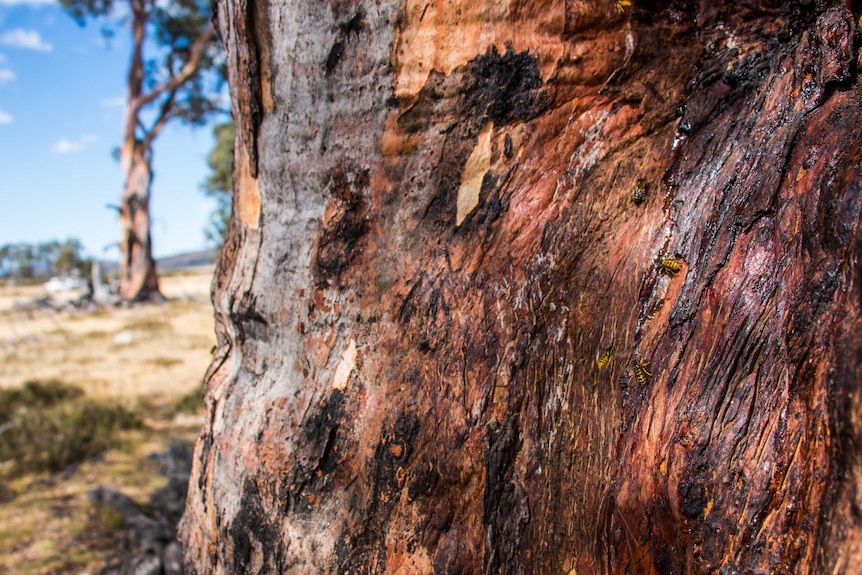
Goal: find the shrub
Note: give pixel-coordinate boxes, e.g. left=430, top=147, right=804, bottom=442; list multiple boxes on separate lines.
left=0, top=380, right=143, bottom=477
left=172, top=383, right=204, bottom=415
left=0, top=380, right=83, bottom=422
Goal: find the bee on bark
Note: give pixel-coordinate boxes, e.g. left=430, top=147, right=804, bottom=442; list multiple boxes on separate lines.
left=632, top=178, right=647, bottom=205
left=658, top=257, right=683, bottom=276
left=596, top=345, right=615, bottom=370
left=632, top=359, right=651, bottom=385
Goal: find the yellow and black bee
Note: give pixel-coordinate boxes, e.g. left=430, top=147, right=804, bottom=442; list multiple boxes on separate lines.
left=658, top=257, right=683, bottom=276
left=632, top=178, right=647, bottom=205
left=597, top=345, right=615, bottom=369
left=632, top=359, right=651, bottom=385
left=615, top=0, right=633, bottom=12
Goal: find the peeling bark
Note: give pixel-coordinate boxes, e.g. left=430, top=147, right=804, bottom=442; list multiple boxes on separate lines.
left=182, top=2, right=862, bottom=573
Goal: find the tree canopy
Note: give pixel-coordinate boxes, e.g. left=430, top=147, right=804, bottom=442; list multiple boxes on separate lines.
left=59, top=0, right=223, bottom=141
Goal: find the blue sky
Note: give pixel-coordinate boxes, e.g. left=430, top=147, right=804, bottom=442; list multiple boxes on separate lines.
left=0, top=0, right=224, bottom=259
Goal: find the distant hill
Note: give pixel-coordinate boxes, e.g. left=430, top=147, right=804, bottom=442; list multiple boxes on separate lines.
left=157, top=249, right=218, bottom=271
left=96, top=249, right=218, bottom=274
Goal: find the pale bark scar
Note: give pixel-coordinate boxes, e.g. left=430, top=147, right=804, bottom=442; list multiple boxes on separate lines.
left=331, top=338, right=357, bottom=391
left=236, top=145, right=261, bottom=230
left=456, top=121, right=493, bottom=226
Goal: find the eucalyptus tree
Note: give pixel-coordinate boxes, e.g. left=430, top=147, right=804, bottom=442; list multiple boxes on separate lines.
left=61, top=0, right=222, bottom=301
left=182, top=1, right=862, bottom=573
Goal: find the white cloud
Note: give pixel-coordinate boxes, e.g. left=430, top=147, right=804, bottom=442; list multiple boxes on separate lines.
left=99, top=96, right=125, bottom=109
left=0, top=28, right=52, bottom=52
left=53, top=139, right=84, bottom=153
left=0, top=1, right=56, bottom=5
left=53, top=134, right=98, bottom=154
left=0, top=67, right=13, bottom=84
left=0, top=108, right=11, bottom=124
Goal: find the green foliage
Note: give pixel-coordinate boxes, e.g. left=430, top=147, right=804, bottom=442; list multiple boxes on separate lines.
left=0, top=381, right=144, bottom=477
left=206, top=122, right=235, bottom=195
left=0, top=239, right=90, bottom=280
left=202, top=121, right=235, bottom=248
left=153, top=0, right=211, bottom=47
left=54, top=238, right=88, bottom=275
left=148, top=0, right=224, bottom=127
left=59, top=0, right=225, bottom=139
left=0, top=243, right=36, bottom=279
left=58, top=0, right=114, bottom=24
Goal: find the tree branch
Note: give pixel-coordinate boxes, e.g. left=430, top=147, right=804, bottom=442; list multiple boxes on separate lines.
left=141, top=42, right=181, bottom=144
left=136, top=116, right=147, bottom=138
left=129, top=24, right=215, bottom=114
left=123, top=0, right=150, bottom=145
left=144, top=89, right=177, bottom=145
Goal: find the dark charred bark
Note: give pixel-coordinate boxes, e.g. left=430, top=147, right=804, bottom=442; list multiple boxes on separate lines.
left=182, top=1, right=862, bottom=573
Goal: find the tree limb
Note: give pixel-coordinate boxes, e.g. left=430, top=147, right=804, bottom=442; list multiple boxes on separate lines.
left=123, top=0, right=149, bottom=145
left=144, top=89, right=177, bottom=145
left=129, top=24, right=215, bottom=115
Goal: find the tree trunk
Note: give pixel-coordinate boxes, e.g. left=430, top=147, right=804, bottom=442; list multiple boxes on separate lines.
left=181, top=1, right=862, bottom=573
left=118, top=139, right=161, bottom=301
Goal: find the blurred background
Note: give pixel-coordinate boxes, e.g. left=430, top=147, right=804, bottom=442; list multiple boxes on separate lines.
left=0, top=1, right=229, bottom=572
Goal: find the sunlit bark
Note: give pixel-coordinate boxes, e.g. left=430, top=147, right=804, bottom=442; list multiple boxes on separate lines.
left=182, top=2, right=862, bottom=573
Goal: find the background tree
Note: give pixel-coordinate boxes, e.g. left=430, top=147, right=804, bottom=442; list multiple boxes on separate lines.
left=182, top=1, right=862, bottom=573
left=0, top=243, right=37, bottom=280
left=60, top=0, right=223, bottom=301
left=0, top=239, right=89, bottom=281
left=52, top=238, right=88, bottom=276
left=201, top=121, right=234, bottom=250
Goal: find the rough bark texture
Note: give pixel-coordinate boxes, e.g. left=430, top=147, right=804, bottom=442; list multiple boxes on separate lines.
left=182, top=1, right=862, bottom=573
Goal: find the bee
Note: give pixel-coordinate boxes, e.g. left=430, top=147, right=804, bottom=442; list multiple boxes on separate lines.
left=632, top=359, right=651, bottom=385
left=615, top=0, right=633, bottom=11
left=596, top=345, right=615, bottom=369
left=658, top=257, right=683, bottom=276
left=631, top=178, right=647, bottom=205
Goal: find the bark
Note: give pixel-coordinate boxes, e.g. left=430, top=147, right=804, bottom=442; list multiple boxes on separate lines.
left=116, top=0, right=162, bottom=302
left=118, top=139, right=161, bottom=302
left=182, top=1, right=862, bottom=573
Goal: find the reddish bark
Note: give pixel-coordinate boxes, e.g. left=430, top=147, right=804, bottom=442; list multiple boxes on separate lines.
left=182, top=2, right=862, bottom=573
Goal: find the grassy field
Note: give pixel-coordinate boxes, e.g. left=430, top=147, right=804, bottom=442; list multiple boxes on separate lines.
left=0, top=268, right=216, bottom=574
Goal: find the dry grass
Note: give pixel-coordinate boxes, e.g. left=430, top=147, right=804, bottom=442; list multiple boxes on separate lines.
left=0, top=270, right=215, bottom=402
left=0, top=268, right=215, bottom=575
